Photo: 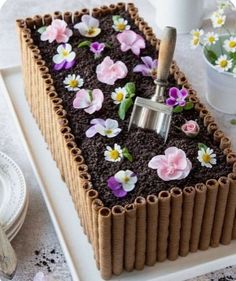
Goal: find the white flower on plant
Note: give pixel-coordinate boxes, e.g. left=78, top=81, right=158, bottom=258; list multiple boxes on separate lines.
left=215, top=54, right=233, bottom=72
left=111, top=87, right=127, bottom=104
left=191, top=36, right=200, bottom=49
left=74, top=15, right=101, bottom=38
left=223, top=36, right=236, bottom=53
left=53, top=44, right=76, bottom=65
left=104, top=144, right=123, bottom=162
left=112, top=17, right=130, bottom=32
left=63, top=74, right=84, bottom=91
left=217, top=0, right=232, bottom=11
left=114, top=170, right=138, bottom=191
left=197, top=147, right=217, bottom=168
left=211, top=11, right=226, bottom=28
left=191, top=29, right=204, bottom=38
left=204, top=32, right=219, bottom=46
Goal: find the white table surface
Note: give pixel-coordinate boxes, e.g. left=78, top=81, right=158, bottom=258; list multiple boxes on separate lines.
left=0, top=0, right=236, bottom=280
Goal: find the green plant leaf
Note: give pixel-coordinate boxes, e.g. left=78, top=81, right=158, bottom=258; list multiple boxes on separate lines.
left=230, top=119, right=236, bottom=125
left=122, top=147, right=133, bottom=162
left=205, top=49, right=218, bottom=65
left=184, top=101, right=194, bottom=110
left=78, top=40, right=91, bottom=48
left=229, top=52, right=236, bottom=61
left=173, top=106, right=183, bottom=113
left=118, top=98, right=133, bottom=120
left=37, top=26, right=47, bottom=34
left=125, top=82, right=136, bottom=97
left=112, top=15, right=121, bottom=22
left=105, top=43, right=112, bottom=48
left=198, top=143, right=208, bottom=151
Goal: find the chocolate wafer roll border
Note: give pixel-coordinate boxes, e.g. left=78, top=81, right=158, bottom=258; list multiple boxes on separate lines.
left=17, top=3, right=236, bottom=279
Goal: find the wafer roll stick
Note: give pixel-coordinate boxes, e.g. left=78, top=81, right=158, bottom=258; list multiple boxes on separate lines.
left=92, top=199, right=104, bottom=269
left=227, top=153, right=236, bottom=165
left=179, top=186, right=195, bottom=257
left=211, top=177, right=230, bottom=247
left=157, top=191, right=171, bottom=262
left=86, top=189, right=98, bottom=244
left=99, top=207, right=112, bottom=280
left=146, top=195, right=158, bottom=266
left=80, top=179, right=92, bottom=235
left=221, top=173, right=236, bottom=244
left=124, top=204, right=136, bottom=272
left=220, top=136, right=231, bottom=150
left=233, top=216, right=236, bottom=239
left=190, top=183, right=207, bottom=252
left=168, top=188, right=183, bottom=261
left=213, top=130, right=224, bottom=144
left=199, top=179, right=219, bottom=250
left=134, top=197, right=146, bottom=270
left=112, top=205, right=125, bottom=275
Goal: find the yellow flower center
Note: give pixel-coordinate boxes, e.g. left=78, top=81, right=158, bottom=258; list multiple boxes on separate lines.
left=116, top=23, right=126, bottom=31
left=220, top=59, right=228, bottom=68
left=87, top=27, right=96, bottom=36
left=229, top=41, right=236, bottom=48
left=109, top=150, right=119, bottom=160
left=217, top=18, right=223, bottom=25
left=193, top=31, right=200, bottom=37
left=69, top=79, right=78, bottom=88
left=208, top=36, right=215, bottom=43
left=202, top=153, right=211, bottom=163
left=116, top=92, right=124, bottom=102
left=124, top=176, right=130, bottom=183
left=105, top=129, right=113, bottom=135
left=193, top=37, right=199, bottom=45
left=62, top=50, right=69, bottom=56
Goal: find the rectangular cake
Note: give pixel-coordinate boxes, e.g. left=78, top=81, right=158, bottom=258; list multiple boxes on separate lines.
left=16, top=2, right=236, bottom=280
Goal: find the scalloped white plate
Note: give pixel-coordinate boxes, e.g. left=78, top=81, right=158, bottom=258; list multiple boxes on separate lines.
left=0, top=151, right=27, bottom=233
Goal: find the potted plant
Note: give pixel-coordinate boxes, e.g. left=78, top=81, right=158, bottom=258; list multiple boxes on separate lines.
left=191, top=0, right=236, bottom=114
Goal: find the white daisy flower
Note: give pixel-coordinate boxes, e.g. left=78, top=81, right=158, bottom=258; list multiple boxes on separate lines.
left=191, top=36, right=200, bottom=49
left=204, top=32, right=219, bottom=46
left=197, top=147, right=217, bottom=168
left=111, top=87, right=128, bottom=104
left=114, top=170, right=138, bottom=191
left=215, top=55, right=233, bottom=72
left=104, top=144, right=123, bottom=162
left=223, top=36, right=236, bottom=53
left=63, top=74, right=84, bottom=91
left=211, top=11, right=226, bottom=28
left=112, top=17, right=130, bottom=32
left=190, top=29, right=204, bottom=38
left=217, top=0, right=231, bottom=11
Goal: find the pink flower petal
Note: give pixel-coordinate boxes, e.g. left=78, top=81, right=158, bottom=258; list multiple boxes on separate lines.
left=85, top=125, right=98, bottom=138
left=169, top=87, right=179, bottom=99
left=148, top=155, right=168, bottom=169
left=73, top=89, right=91, bottom=109
left=90, top=118, right=105, bottom=125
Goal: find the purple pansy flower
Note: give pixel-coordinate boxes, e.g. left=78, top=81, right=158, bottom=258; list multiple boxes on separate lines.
left=53, top=43, right=76, bottom=70
left=133, top=56, right=158, bottom=78
left=107, top=170, right=138, bottom=198
left=90, top=42, right=106, bottom=58
left=166, top=87, right=188, bottom=107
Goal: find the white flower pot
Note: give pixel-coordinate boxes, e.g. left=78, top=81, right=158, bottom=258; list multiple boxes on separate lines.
left=203, top=39, right=236, bottom=115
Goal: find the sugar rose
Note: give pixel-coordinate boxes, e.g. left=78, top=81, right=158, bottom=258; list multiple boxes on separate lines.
left=181, top=120, right=200, bottom=138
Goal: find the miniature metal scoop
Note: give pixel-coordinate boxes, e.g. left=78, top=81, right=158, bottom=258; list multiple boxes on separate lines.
left=128, top=26, right=177, bottom=142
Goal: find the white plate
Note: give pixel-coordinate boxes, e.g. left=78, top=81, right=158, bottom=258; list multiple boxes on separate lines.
left=0, top=150, right=27, bottom=232
left=1, top=66, right=236, bottom=281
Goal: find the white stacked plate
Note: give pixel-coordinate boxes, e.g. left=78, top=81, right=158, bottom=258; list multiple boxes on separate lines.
left=0, top=151, right=28, bottom=241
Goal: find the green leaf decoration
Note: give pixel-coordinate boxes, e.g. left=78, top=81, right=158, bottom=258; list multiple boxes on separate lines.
left=184, top=101, right=194, bottom=110
left=173, top=105, right=184, bottom=113
left=230, top=119, right=236, bottom=125
left=206, top=49, right=218, bottom=65
left=122, top=147, right=133, bottom=162
left=105, top=43, right=112, bottom=48
left=198, top=143, right=208, bottom=151
left=112, top=15, right=121, bottom=22
left=37, top=26, right=47, bottom=34
left=78, top=40, right=91, bottom=48
left=118, top=98, right=133, bottom=120
left=125, top=82, right=136, bottom=97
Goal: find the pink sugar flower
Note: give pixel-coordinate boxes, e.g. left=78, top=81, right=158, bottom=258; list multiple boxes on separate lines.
left=117, top=30, right=145, bottom=56
left=148, top=147, right=192, bottom=181
left=181, top=120, right=200, bottom=138
left=73, top=89, right=104, bottom=114
left=40, top=19, right=72, bottom=43
left=96, top=56, right=128, bottom=85
left=166, top=87, right=188, bottom=107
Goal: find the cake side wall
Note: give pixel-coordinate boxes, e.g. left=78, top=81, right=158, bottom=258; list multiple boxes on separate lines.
left=16, top=3, right=236, bottom=280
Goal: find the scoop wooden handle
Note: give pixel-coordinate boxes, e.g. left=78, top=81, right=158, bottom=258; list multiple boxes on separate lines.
left=157, top=26, right=176, bottom=82
left=0, top=224, right=17, bottom=279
